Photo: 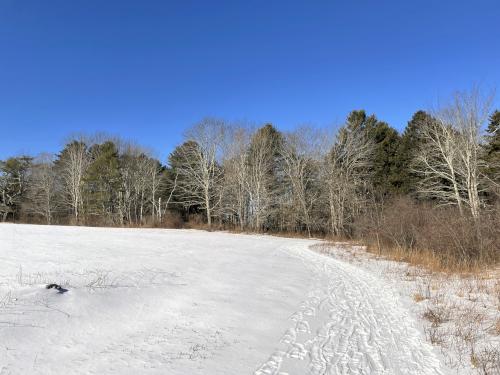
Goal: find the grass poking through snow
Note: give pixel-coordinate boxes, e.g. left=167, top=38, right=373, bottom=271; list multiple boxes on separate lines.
left=311, top=242, right=500, bottom=374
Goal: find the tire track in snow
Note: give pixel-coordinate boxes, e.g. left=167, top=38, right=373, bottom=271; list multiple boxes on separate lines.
left=255, top=244, right=448, bottom=375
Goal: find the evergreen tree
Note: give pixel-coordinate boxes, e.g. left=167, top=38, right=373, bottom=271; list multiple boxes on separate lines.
left=167, top=140, right=202, bottom=216
left=345, top=110, right=401, bottom=196
left=0, top=156, right=33, bottom=220
left=83, top=141, right=121, bottom=222
left=483, top=110, right=500, bottom=183
left=367, top=121, right=400, bottom=195
left=394, top=111, right=434, bottom=195
left=247, top=123, right=285, bottom=230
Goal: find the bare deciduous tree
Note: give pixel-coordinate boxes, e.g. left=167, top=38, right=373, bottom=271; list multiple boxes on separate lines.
left=324, top=124, right=373, bottom=236
left=221, top=125, right=251, bottom=230
left=175, top=118, right=226, bottom=228
left=245, top=126, right=279, bottom=231
left=159, top=169, right=178, bottom=222
left=57, top=139, right=90, bottom=223
left=280, top=127, right=327, bottom=237
left=415, top=88, right=493, bottom=219
left=0, top=156, right=32, bottom=221
left=145, top=157, right=163, bottom=224
left=26, top=153, right=58, bottom=224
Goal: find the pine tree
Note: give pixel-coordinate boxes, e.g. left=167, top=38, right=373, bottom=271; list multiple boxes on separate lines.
left=0, top=156, right=33, bottom=220
left=483, top=110, right=500, bottom=183
left=394, top=111, right=434, bottom=195
left=167, top=140, right=203, bottom=216
left=344, top=110, right=401, bottom=196
left=83, top=141, right=121, bottom=223
left=247, top=123, right=285, bottom=230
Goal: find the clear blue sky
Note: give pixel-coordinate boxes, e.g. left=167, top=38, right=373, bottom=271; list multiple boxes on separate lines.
left=1, top=0, right=499, bottom=162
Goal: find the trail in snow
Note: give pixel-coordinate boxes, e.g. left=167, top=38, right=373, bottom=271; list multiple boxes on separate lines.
left=255, top=245, right=447, bottom=374
left=0, top=224, right=449, bottom=374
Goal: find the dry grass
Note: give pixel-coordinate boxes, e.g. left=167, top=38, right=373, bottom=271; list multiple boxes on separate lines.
left=420, top=275, right=500, bottom=373
left=363, top=243, right=493, bottom=275
left=357, top=198, right=500, bottom=273
left=472, top=346, right=500, bottom=375
left=493, top=318, right=500, bottom=336
left=413, top=293, right=426, bottom=302
left=426, top=326, right=448, bottom=346
left=423, top=305, right=451, bottom=327
left=314, top=241, right=500, bottom=374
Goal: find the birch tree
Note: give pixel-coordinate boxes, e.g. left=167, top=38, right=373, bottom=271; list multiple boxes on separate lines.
left=324, top=123, right=373, bottom=236
left=145, top=157, right=164, bottom=223
left=280, top=127, right=326, bottom=237
left=245, top=124, right=282, bottom=231
left=220, top=125, right=251, bottom=229
left=415, top=89, right=493, bottom=219
left=173, top=118, right=226, bottom=228
left=56, top=140, right=90, bottom=223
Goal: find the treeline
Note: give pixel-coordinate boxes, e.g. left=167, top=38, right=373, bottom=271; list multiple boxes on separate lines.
left=1, top=89, right=499, bottom=267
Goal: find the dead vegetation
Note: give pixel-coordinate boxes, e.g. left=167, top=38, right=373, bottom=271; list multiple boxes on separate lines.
left=312, top=241, right=500, bottom=374
left=357, top=197, right=500, bottom=273
left=414, top=273, right=500, bottom=373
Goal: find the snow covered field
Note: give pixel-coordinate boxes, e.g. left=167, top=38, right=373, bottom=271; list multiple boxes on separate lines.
left=0, top=224, right=450, bottom=374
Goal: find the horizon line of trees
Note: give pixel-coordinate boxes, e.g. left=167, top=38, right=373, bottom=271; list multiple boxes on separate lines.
left=1, top=88, right=499, bottom=265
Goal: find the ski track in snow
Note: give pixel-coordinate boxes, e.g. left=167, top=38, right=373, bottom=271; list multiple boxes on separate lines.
left=0, top=224, right=449, bottom=374
left=255, top=245, right=447, bottom=375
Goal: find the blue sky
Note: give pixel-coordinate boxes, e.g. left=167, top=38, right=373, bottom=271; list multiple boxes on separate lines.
left=1, top=1, right=499, bottom=161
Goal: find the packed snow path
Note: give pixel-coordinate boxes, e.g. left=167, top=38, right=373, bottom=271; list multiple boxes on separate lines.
left=0, top=224, right=448, bottom=374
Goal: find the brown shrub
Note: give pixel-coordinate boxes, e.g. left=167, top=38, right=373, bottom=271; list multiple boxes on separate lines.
left=423, top=306, right=450, bottom=327
left=413, top=293, right=426, bottom=302
left=160, top=210, right=185, bottom=229
left=183, top=213, right=209, bottom=230
left=357, top=197, right=500, bottom=271
left=473, top=346, right=500, bottom=375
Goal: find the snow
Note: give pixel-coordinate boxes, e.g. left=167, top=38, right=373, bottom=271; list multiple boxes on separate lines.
left=0, top=224, right=450, bottom=374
